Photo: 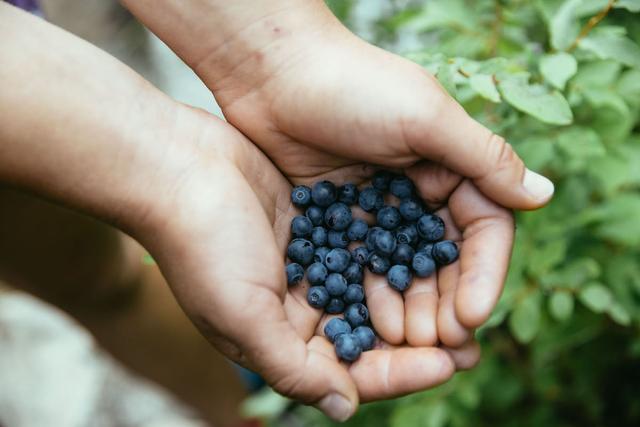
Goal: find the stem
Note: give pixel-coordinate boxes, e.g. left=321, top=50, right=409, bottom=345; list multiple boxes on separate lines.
left=488, top=0, right=503, bottom=56
left=567, top=0, right=616, bottom=52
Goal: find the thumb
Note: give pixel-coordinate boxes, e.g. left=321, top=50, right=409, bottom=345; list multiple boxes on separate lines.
left=236, top=292, right=359, bottom=421
left=409, top=78, right=554, bottom=210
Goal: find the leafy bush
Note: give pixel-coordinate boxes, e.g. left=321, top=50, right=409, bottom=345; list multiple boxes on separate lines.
left=255, top=1, right=640, bottom=425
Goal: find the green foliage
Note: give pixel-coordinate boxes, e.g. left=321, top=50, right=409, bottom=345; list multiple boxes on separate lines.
left=268, top=1, right=640, bottom=426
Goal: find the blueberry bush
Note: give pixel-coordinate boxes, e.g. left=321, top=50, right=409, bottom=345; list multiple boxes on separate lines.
left=245, top=1, right=640, bottom=425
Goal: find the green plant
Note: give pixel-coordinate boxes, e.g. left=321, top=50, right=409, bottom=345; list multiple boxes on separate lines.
left=251, top=1, right=640, bottom=425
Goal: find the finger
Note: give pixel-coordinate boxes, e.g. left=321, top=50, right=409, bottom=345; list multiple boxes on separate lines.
left=449, top=180, right=515, bottom=328
left=403, top=274, right=439, bottom=346
left=364, top=269, right=405, bottom=345
left=284, top=279, right=323, bottom=340
left=435, top=208, right=470, bottom=348
left=349, top=347, right=455, bottom=402
left=406, top=161, right=462, bottom=210
left=406, top=73, right=554, bottom=210
left=443, top=339, right=481, bottom=370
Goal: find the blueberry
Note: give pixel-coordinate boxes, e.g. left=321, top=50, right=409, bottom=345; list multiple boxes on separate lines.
left=432, top=240, right=459, bottom=265
left=313, top=246, right=331, bottom=264
left=307, top=286, right=330, bottom=308
left=325, top=273, right=348, bottom=296
left=416, top=241, right=434, bottom=256
left=305, top=205, right=324, bottom=226
left=351, top=246, right=370, bottom=266
left=368, top=253, right=391, bottom=274
left=311, top=181, right=337, bottom=207
left=287, top=238, right=315, bottom=266
left=373, top=229, right=397, bottom=257
left=307, top=262, right=328, bottom=286
left=387, top=265, right=412, bottom=291
left=335, top=333, right=362, bottom=362
left=324, top=318, right=352, bottom=343
left=291, top=215, right=313, bottom=238
left=285, top=263, right=304, bottom=286
left=291, top=185, right=312, bottom=207
left=377, top=206, right=402, bottom=230
left=327, top=230, right=350, bottom=248
left=392, top=243, right=415, bottom=266
left=412, top=252, right=436, bottom=278
left=347, top=219, right=369, bottom=241
left=366, top=226, right=383, bottom=251
left=343, top=284, right=365, bottom=304
left=416, top=214, right=445, bottom=242
left=325, top=298, right=346, bottom=314
left=345, top=303, right=369, bottom=328
left=372, top=170, right=394, bottom=191
left=389, top=176, right=415, bottom=199
left=399, top=198, right=424, bottom=221
left=311, top=226, right=328, bottom=246
left=324, top=202, right=353, bottom=231
left=324, top=248, right=351, bottom=272
left=395, top=224, right=418, bottom=245
left=343, top=262, right=364, bottom=284
left=358, top=187, right=384, bottom=212
left=338, top=183, right=359, bottom=205
left=353, top=326, right=376, bottom=351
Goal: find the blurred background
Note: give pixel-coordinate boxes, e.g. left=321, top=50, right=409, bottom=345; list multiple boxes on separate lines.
left=1, top=0, right=639, bottom=426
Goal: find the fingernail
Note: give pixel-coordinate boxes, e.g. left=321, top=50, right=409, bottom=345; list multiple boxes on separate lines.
left=318, top=393, right=353, bottom=422
left=523, top=169, right=554, bottom=202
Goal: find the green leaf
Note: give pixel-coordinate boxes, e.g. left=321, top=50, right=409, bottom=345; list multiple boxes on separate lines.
left=391, top=401, right=449, bottom=427
left=579, top=33, right=640, bottom=69
left=509, top=291, right=542, bottom=343
left=578, top=282, right=613, bottom=313
left=591, top=194, right=640, bottom=246
left=555, top=127, right=606, bottom=159
left=241, top=387, right=290, bottom=419
left=550, top=0, right=581, bottom=50
left=437, top=62, right=457, bottom=98
left=583, top=88, right=630, bottom=115
left=615, top=0, right=640, bottom=12
left=514, top=136, right=556, bottom=171
left=528, top=239, right=568, bottom=277
left=616, top=69, right=640, bottom=106
left=608, top=302, right=632, bottom=326
left=469, top=74, right=501, bottom=102
left=549, top=291, right=574, bottom=321
left=539, top=52, right=577, bottom=90
left=498, top=78, right=573, bottom=125
left=571, top=60, right=621, bottom=88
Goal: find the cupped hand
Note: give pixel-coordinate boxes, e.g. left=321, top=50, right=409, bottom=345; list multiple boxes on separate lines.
left=139, top=112, right=471, bottom=421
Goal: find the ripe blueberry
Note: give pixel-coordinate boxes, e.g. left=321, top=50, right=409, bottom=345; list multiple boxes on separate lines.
left=353, top=326, right=376, bottom=351
left=399, top=198, right=424, bottom=221
left=416, top=214, right=445, bottom=242
left=325, top=273, right=348, bottom=296
left=366, top=226, right=383, bottom=251
left=313, top=246, right=331, bottom=264
left=325, top=298, right=346, bottom=314
left=358, top=187, right=384, bottom=212
left=345, top=303, right=369, bottom=327
left=387, top=265, right=412, bottom=291
left=307, top=262, right=328, bottom=286
left=307, top=286, right=330, bottom=308
left=395, top=224, right=418, bottom=245
left=373, top=229, right=397, bottom=257
left=327, top=230, right=350, bottom=248
left=311, top=181, right=337, bottom=207
left=324, top=318, right=352, bottom=343
left=335, top=333, right=362, bottom=362
left=416, top=241, right=434, bottom=256
left=368, top=253, right=391, bottom=274
left=343, top=262, right=364, bottom=284
left=392, top=243, right=415, bottom=266
left=432, top=240, right=459, bottom=265
left=291, top=215, right=313, bottom=238
left=412, top=252, right=436, bottom=278
left=305, top=205, right=324, bottom=226
left=372, top=170, right=394, bottom=191
left=351, top=246, right=370, bottom=266
left=343, top=284, right=365, bottom=304
left=285, top=263, right=304, bottom=286
left=377, top=206, right=402, bottom=230
left=324, top=248, right=351, bottom=272
left=291, top=185, right=312, bottom=207
left=287, top=238, right=315, bottom=266
left=347, top=219, right=369, bottom=241
left=324, top=202, right=353, bottom=231
left=311, top=226, right=328, bottom=247
left=389, top=176, right=414, bottom=199
left=338, top=183, right=359, bottom=205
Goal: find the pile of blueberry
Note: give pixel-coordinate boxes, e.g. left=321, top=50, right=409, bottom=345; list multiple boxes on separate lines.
left=285, top=171, right=459, bottom=362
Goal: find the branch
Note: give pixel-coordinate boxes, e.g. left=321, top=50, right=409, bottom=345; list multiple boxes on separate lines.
left=567, top=0, right=616, bottom=52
